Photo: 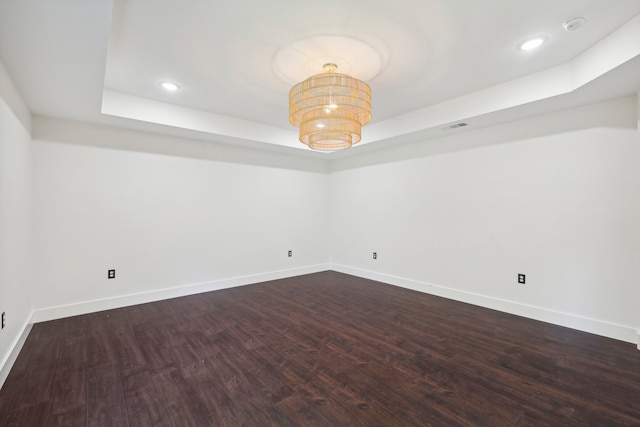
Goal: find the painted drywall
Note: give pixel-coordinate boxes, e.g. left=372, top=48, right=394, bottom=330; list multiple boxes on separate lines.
left=330, top=96, right=640, bottom=343
left=637, top=91, right=640, bottom=349
left=0, top=97, right=33, bottom=382
left=31, top=124, right=330, bottom=317
left=28, top=96, right=640, bottom=345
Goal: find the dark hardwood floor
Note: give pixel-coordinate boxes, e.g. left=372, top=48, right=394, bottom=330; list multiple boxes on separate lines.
left=1, top=271, right=639, bottom=426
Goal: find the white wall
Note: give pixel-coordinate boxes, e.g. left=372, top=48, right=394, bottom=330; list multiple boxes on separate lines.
left=637, top=92, right=640, bottom=348
left=31, top=120, right=331, bottom=320
left=0, top=97, right=33, bottom=384
left=26, top=96, right=640, bottom=346
left=330, top=96, right=640, bottom=343
left=2, top=79, right=639, bottom=392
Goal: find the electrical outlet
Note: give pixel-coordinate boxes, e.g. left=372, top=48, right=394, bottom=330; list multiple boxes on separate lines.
left=518, top=274, right=526, bottom=284
left=108, top=269, right=116, bottom=279
left=288, top=250, right=292, bottom=257
left=373, top=252, right=377, bottom=260
left=1, top=312, right=5, bottom=329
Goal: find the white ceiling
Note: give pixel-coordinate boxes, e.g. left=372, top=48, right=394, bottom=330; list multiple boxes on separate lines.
left=1, top=0, right=640, bottom=157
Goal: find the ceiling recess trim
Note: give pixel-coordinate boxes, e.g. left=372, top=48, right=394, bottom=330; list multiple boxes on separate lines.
left=101, top=14, right=640, bottom=154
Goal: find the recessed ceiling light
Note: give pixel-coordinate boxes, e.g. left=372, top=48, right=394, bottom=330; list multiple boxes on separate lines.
left=520, top=38, right=545, bottom=51
left=160, top=81, right=180, bottom=91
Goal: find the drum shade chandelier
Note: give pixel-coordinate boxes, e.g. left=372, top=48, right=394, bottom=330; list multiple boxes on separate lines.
left=289, top=63, right=371, bottom=151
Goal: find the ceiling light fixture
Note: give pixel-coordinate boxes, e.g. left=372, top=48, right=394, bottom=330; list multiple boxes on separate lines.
left=520, top=38, right=545, bottom=51
left=160, top=81, right=180, bottom=91
left=289, top=63, right=371, bottom=151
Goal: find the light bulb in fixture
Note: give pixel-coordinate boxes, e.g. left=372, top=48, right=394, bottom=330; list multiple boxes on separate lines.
left=520, top=38, right=544, bottom=51
left=324, top=104, right=338, bottom=113
left=160, top=81, right=180, bottom=91
left=316, top=123, right=325, bottom=128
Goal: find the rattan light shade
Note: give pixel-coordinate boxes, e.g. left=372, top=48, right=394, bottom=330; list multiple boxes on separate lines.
left=289, top=63, right=371, bottom=151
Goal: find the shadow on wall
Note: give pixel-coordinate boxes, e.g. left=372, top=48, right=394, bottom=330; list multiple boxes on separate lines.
left=31, top=116, right=329, bottom=173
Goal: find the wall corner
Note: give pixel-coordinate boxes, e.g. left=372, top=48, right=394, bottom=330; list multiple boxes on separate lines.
left=0, top=59, right=32, bottom=134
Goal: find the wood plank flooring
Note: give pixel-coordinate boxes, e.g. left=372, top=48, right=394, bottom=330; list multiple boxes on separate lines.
left=1, top=271, right=639, bottom=426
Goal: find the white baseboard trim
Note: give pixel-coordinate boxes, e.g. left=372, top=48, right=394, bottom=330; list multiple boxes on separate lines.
left=331, top=264, right=639, bottom=346
left=0, top=319, right=33, bottom=390
left=31, top=264, right=330, bottom=324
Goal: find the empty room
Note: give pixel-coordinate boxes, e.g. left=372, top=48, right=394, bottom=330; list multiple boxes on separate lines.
left=1, top=0, right=640, bottom=425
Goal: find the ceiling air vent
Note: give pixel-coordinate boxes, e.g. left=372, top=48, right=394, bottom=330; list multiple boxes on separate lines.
left=443, top=122, right=468, bottom=130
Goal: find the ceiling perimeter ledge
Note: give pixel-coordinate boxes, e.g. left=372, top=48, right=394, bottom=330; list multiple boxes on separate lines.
left=102, top=13, right=640, bottom=156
